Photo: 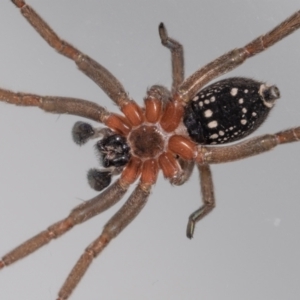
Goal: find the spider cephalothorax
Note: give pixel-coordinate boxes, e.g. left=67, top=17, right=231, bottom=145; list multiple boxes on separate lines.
left=0, top=1, right=300, bottom=299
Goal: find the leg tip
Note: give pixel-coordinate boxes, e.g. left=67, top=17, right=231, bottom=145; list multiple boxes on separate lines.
left=0, top=260, right=5, bottom=269
left=186, top=220, right=195, bottom=239
left=11, top=0, right=26, bottom=8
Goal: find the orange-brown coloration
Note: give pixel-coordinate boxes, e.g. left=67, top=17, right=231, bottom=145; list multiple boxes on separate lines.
left=12, top=0, right=25, bottom=8
left=275, top=128, right=300, bottom=144
left=21, top=95, right=41, bottom=106
left=121, top=101, right=144, bottom=126
left=159, top=100, right=184, bottom=132
left=168, top=135, right=197, bottom=160
left=0, top=89, right=41, bottom=106
left=141, top=159, right=159, bottom=184
left=144, top=98, right=163, bottom=123
left=120, top=157, right=142, bottom=184
left=158, top=151, right=180, bottom=178
left=104, top=114, right=131, bottom=135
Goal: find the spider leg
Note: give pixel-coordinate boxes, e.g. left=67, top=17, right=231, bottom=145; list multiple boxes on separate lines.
left=170, top=159, right=194, bottom=186
left=12, top=0, right=131, bottom=107
left=176, top=10, right=300, bottom=103
left=159, top=23, right=184, bottom=93
left=144, top=85, right=171, bottom=123
left=0, top=179, right=128, bottom=269
left=189, top=127, right=300, bottom=235
left=0, top=88, right=109, bottom=122
left=57, top=183, right=151, bottom=300
left=197, top=127, right=300, bottom=164
left=186, top=164, right=215, bottom=238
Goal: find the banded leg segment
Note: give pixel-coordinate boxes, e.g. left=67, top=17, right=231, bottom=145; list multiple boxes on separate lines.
left=0, top=179, right=128, bottom=269
left=198, top=127, right=300, bottom=164
left=11, top=0, right=131, bottom=107
left=0, top=88, right=109, bottom=122
left=57, top=183, right=151, bottom=300
left=186, top=164, right=215, bottom=239
left=177, top=10, right=300, bottom=102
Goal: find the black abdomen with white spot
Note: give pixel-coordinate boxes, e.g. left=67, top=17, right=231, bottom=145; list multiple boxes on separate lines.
left=183, top=77, right=280, bottom=145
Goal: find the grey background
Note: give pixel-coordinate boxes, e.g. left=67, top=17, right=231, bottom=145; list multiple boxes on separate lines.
left=0, top=1, right=299, bottom=300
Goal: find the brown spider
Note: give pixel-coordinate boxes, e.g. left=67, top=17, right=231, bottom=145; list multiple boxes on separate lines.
left=1, top=1, right=300, bottom=299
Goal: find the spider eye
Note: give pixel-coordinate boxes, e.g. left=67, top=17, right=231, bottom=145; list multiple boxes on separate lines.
left=87, top=168, right=112, bottom=191
left=72, top=121, right=95, bottom=145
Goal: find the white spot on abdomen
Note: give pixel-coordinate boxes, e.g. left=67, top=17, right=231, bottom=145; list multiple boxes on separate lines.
left=210, top=133, right=218, bottom=139
left=204, top=109, right=213, bottom=118
left=208, top=120, right=218, bottom=128
left=230, top=88, right=238, bottom=96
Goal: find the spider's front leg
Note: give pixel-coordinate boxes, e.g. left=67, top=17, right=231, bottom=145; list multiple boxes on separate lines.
left=176, top=10, right=300, bottom=102
left=12, top=0, right=132, bottom=108
left=0, top=88, right=109, bottom=122
left=159, top=23, right=184, bottom=93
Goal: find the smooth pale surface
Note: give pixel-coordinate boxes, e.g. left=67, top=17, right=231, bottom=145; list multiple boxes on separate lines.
left=0, top=1, right=299, bottom=300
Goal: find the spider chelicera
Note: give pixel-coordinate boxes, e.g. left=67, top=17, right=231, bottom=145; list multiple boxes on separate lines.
left=0, top=1, right=300, bottom=299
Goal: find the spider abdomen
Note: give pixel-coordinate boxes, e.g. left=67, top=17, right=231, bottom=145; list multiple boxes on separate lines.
left=183, top=77, right=280, bottom=145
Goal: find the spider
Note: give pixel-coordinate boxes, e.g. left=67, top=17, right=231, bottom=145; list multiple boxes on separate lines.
left=0, top=0, right=300, bottom=299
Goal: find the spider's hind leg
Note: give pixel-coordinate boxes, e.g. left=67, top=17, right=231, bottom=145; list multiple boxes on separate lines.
left=0, top=179, right=128, bottom=270
left=57, top=183, right=151, bottom=300
left=186, top=164, right=215, bottom=239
